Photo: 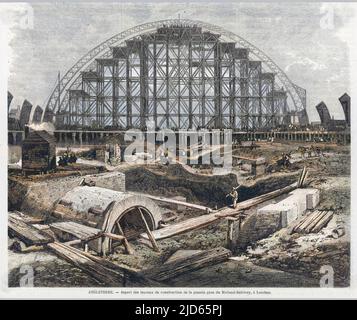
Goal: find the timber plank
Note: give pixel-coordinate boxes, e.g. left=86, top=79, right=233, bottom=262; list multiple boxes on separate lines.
left=50, top=221, right=102, bottom=240
left=293, top=211, right=320, bottom=231
left=292, top=210, right=333, bottom=234
left=311, top=211, right=334, bottom=233
left=295, top=210, right=323, bottom=233
left=8, top=216, right=52, bottom=246
left=303, top=211, right=328, bottom=233
left=9, top=211, right=44, bottom=224
left=141, top=213, right=220, bottom=241
left=129, top=192, right=212, bottom=212
left=216, top=182, right=298, bottom=218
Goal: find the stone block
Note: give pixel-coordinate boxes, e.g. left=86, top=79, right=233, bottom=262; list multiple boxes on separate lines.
left=232, top=188, right=320, bottom=251
left=258, top=202, right=298, bottom=228
left=241, top=163, right=252, bottom=172
left=251, top=157, right=266, bottom=176
left=282, top=190, right=307, bottom=216
left=306, top=189, right=320, bottom=209
left=289, top=188, right=320, bottom=211
left=255, top=157, right=266, bottom=165
left=253, top=163, right=266, bottom=176
left=280, top=204, right=299, bottom=227
left=236, top=210, right=282, bottom=251
left=171, top=196, right=187, bottom=211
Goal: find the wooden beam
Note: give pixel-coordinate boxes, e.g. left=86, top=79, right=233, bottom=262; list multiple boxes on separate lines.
left=103, top=232, right=135, bottom=255
left=296, top=210, right=324, bottom=233
left=140, top=213, right=220, bottom=241
left=88, top=207, right=104, bottom=215
left=103, top=232, right=125, bottom=241
left=215, top=182, right=298, bottom=218
left=292, top=210, right=334, bottom=234
left=311, top=211, right=333, bottom=233
left=139, top=208, right=160, bottom=252
left=20, top=245, right=45, bottom=253
left=298, top=166, right=308, bottom=188
left=226, top=217, right=238, bottom=251
left=116, top=222, right=135, bottom=255
left=63, top=239, right=82, bottom=246
left=232, top=155, right=257, bottom=162
left=304, top=211, right=326, bottom=233
left=129, top=192, right=212, bottom=213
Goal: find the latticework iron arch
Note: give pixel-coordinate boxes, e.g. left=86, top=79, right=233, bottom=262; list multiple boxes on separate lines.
left=43, top=19, right=307, bottom=130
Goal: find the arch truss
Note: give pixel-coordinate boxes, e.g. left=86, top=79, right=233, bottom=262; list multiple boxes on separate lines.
left=43, top=19, right=307, bottom=130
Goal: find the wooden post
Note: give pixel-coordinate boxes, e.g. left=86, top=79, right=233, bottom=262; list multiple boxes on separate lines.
left=116, top=221, right=135, bottom=255
left=139, top=208, right=160, bottom=252
left=226, top=217, right=238, bottom=251
left=98, top=236, right=105, bottom=257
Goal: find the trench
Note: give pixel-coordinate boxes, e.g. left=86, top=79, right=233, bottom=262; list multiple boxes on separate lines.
left=124, top=163, right=298, bottom=208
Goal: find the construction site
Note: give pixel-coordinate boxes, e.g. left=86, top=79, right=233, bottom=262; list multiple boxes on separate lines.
left=7, top=21, right=350, bottom=288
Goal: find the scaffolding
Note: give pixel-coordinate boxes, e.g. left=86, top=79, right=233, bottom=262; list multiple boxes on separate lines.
left=53, top=24, right=303, bottom=130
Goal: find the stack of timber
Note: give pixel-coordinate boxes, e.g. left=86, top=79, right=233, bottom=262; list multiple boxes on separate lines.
left=8, top=215, right=52, bottom=246
left=48, top=242, right=161, bottom=287
left=297, top=166, right=308, bottom=188
left=293, top=210, right=334, bottom=234
left=143, top=247, right=231, bottom=282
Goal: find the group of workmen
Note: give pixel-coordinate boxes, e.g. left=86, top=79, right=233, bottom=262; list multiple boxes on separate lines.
left=58, top=148, right=77, bottom=166
left=298, top=145, right=324, bottom=158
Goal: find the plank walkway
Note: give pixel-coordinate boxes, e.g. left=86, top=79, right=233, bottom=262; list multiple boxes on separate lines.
left=141, top=182, right=298, bottom=241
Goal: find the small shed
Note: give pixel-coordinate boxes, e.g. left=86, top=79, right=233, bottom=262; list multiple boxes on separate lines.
left=22, top=130, right=56, bottom=174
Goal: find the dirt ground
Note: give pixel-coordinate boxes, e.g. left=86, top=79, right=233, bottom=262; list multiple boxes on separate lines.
left=8, top=140, right=350, bottom=287
left=233, top=141, right=350, bottom=287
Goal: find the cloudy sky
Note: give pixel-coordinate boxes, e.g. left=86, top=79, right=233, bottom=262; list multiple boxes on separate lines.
left=1, top=1, right=356, bottom=121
